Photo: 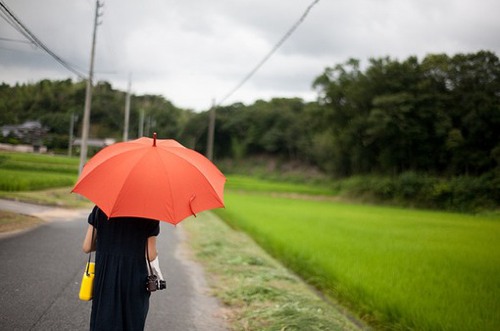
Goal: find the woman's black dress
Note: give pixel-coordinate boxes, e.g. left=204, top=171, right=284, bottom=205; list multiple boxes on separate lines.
left=88, top=206, right=160, bottom=331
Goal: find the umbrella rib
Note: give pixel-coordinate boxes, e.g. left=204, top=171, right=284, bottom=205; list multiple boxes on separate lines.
left=155, top=149, right=179, bottom=220
left=107, top=149, right=151, bottom=218
left=72, top=147, right=147, bottom=201
left=160, top=147, right=225, bottom=206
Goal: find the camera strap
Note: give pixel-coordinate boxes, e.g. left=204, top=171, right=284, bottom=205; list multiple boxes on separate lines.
left=146, top=239, right=154, bottom=276
left=85, top=225, right=95, bottom=276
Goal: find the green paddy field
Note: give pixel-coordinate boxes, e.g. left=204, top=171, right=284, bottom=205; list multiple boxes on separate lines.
left=216, top=191, right=500, bottom=330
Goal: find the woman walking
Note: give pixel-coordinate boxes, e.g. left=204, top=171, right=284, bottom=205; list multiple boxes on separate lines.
left=82, top=206, right=160, bottom=331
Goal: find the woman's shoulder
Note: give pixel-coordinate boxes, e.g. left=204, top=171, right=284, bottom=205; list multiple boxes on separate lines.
left=88, top=205, right=103, bottom=226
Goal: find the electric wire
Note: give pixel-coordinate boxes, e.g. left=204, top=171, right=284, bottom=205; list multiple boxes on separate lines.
left=0, top=8, right=33, bottom=42
left=216, top=0, right=320, bottom=107
left=0, top=0, right=87, bottom=79
left=0, top=36, right=33, bottom=44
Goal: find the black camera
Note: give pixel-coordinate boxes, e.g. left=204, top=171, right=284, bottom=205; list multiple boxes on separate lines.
left=146, top=274, right=166, bottom=292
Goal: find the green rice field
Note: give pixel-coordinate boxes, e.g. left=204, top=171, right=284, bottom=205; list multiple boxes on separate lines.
left=0, top=151, right=78, bottom=191
left=216, top=192, right=500, bottom=330
left=225, top=174, right=336, bottom=196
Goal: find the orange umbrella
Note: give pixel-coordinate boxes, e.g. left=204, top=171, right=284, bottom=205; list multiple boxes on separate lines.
left=72, top=133, right=225, bottom=225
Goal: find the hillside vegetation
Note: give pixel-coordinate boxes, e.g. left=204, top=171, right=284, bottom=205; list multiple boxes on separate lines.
left=1, top=50, right=499, bottom=212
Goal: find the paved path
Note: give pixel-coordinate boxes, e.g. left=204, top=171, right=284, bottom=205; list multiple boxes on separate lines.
left=0, top=199, right=227, bottom=331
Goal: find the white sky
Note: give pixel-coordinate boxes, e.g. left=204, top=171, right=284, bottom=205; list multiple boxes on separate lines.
left=1, top=0, right=499, bottom=112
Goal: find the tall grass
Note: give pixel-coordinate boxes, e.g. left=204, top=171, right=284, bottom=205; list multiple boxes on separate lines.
left=184, top=212, right=363, bottom=331
left=216, top=192, right=500, bottom=330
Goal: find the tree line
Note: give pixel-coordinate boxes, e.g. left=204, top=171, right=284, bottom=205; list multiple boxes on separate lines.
left=1, top=50, right=499, bottom=181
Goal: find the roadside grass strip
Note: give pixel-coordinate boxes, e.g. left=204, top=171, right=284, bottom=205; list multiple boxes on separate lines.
left=0, top=210, right=44, bottom=233
left=183, top=212, right=366, bottom=331
left=215, top=192, right=500, bottom=331
left=0, top=186, right=92, bottom=208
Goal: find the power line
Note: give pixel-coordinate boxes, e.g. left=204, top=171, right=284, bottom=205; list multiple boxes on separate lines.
left=216, top=0, right=321, bottom=107
left=0, top=0, right=87, bottom=79
left=0, top=9, right=33, bottom=42
left=0, top=36, right=33, bottom=44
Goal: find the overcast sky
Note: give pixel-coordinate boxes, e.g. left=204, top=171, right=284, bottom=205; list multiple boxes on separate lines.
left=1, top=0, right=499, bottom=112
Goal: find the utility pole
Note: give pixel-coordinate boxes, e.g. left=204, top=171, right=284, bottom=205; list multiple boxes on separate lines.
left=145, top=115, right=151, bottom=137
left=78, top=0, right=103, bottom=175
left=123, top=74, right=131, bottom=142
left=206, top=99, right=216, bottom=161
left=138, top=109, right=144, bottom=138
left=68, top=112, right=77, bottom=157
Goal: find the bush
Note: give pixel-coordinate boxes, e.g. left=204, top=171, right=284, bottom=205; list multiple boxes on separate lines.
left=371, top=177, right=395, bottom=200
left=395, top=171, right=427, bottom=199
left=336, top=172, right=499, bottom=213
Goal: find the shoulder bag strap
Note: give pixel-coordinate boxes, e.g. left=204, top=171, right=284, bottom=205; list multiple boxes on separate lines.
left=85, top=225, right=95, bottom=276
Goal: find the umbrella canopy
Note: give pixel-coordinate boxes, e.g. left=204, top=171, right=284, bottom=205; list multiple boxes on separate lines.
left=72, top=133, right=226, bottom=225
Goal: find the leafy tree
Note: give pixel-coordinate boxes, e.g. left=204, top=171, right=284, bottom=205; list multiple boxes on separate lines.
left=313, top=51, right=500, bottom=177
left=1, top=50, right=498, bottom=180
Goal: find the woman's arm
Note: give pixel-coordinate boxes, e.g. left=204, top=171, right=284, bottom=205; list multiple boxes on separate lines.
left=82, top=224, right=96, bottom=253
left=147, top=236, right=158, bottom=261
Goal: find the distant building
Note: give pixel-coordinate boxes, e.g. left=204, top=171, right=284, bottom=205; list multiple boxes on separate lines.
left=1, top=120, right=48, bottom=151
left=72, top=138, right=116, bottom=148
left=1, top=120, right=47, bottom=140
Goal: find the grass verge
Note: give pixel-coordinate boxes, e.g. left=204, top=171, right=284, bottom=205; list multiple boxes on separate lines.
left=182, top=211, right=366, bottom=331
left=0, top=210, right=44, bottom=233
left=0, top=186, right=91, bottom=235
left=0, top=187, right=92, bottom=209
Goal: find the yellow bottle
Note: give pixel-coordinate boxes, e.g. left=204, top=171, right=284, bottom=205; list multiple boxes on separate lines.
left=79, top=262, right=95, bottom=301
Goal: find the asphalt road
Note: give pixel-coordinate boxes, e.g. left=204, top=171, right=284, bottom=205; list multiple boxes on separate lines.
left=0, top=199, right=227, bottom=331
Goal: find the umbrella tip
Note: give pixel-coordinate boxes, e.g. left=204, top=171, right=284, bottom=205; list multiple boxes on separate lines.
left=153, top=132, right=157, bottom=147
